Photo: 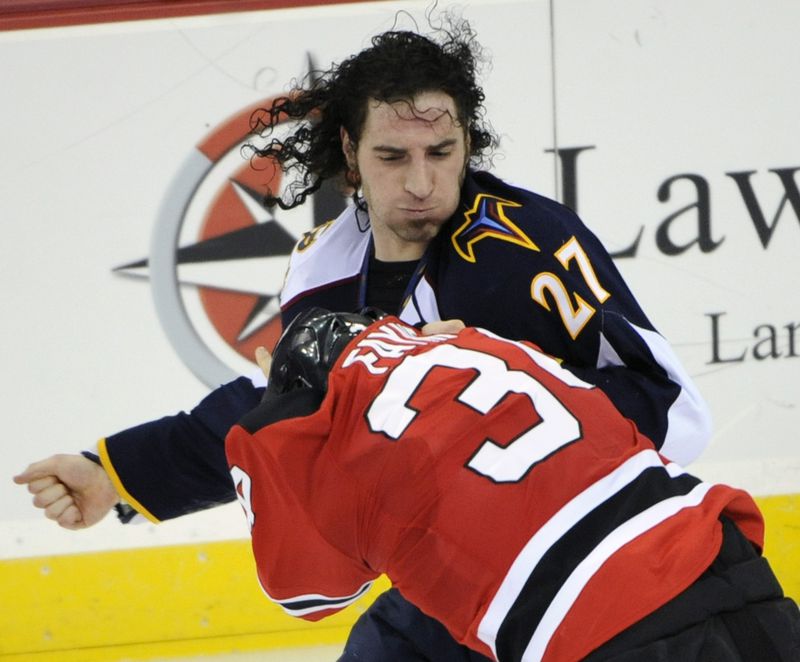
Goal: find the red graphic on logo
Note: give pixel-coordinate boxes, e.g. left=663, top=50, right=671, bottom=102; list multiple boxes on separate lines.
left=196, top=99, right=287, bottom=362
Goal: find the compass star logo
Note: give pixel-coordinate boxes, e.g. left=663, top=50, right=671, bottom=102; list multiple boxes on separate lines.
left=113, top=93, right=346, bottom=388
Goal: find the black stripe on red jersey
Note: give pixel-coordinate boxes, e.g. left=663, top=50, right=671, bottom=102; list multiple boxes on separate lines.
left=275, top=580, right=374, bottom=617
left=495, top=466, right=702, bottom=662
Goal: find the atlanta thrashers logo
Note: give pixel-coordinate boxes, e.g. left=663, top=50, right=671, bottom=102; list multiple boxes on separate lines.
left=451, top=193, right=538, bottom=263
left=113, top=94, right=346, bottom=387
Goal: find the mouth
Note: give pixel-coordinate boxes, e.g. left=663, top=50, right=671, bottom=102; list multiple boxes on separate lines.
left=401, top=207, right=435, bottom=216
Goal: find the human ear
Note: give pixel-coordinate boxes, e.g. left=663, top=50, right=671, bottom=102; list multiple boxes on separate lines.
left=341, top=127, right=357, bottom=169
left=341, top=127, right=353, bottom=159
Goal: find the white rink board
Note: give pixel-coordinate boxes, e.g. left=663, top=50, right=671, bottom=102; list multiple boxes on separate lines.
left=549, top=0, right=800, bottom=487
left=1, top=0, right=798, bottom=559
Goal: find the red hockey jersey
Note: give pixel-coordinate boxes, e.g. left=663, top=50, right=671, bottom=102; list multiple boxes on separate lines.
left=225, top=319, right=763, bottom=662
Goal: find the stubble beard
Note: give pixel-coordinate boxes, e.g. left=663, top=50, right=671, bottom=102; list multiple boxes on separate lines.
left=396, top=217, right=446, bottom=243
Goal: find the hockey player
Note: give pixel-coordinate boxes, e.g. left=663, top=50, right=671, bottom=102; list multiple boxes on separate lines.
left=15, top=17, right=716, bottom=661
left=225, top=307, right=800, bottom=662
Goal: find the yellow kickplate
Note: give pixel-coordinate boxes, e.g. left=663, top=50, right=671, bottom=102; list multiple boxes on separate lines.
left=0, top=539, right=389, bottom=659
left=0, top=494, right=796, bottom=661
left=757, top=493, right=800, bottom=601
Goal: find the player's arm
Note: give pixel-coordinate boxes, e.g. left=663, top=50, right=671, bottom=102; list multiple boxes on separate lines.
left=560, top=237, right=711, bottom=464
left=15, top=375, right=266, bottom=527
left=227, top=422, right=377, bottom=622
left=528, top=206, right=711, bottom=464
left=565, top=308, right=711, bottom=466
left=97, top=375, right=264, bottom=522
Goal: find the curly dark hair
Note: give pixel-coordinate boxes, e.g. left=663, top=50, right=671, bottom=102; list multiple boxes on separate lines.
left=247, top=16, right=496, bottom=210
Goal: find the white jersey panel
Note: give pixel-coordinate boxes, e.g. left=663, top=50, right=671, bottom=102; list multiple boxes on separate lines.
left=280, top=207, right=371, bottom=308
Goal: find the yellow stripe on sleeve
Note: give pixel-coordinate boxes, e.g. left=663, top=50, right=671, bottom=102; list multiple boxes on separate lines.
left=97, top=437, right=160, bottom=524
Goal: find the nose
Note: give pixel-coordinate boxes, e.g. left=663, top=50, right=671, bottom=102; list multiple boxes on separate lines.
left=404, top=159, right=434, bottom=199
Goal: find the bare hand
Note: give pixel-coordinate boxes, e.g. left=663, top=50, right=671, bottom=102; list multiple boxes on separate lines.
left=255, top=346, right=273, bottom=379
left=13, top=454, right=121, bottom=530
left=421, top=319, right=465, bottom=335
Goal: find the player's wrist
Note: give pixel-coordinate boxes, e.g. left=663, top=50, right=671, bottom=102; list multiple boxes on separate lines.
left=81, top=449, right=138, bottom=523
left=80, top=449, right=102, bottom=466
left=85, top=448, right=146, bottom=523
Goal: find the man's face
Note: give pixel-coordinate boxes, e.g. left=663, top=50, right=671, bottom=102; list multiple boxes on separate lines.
left=343, top=91, right=469, bottom=261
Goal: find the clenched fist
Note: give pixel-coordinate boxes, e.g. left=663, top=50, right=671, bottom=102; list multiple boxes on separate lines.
left=13, top=454, right=121, bottom=530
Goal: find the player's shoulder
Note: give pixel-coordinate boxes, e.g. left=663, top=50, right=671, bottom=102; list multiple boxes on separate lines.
left=454, top=170, right=606, bottom=259
left=290, top=206, right=367, bottom=260
left=464, top=170, right=582, bottom=226
left=446, top=170, right=591, bottom=267
left=281, top=206, right=370, bottom=305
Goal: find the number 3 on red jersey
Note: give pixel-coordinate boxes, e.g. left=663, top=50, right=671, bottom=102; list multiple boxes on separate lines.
left=366, top=338, right=591, bottom=483
left=231, top=465, right=256, bottom=530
